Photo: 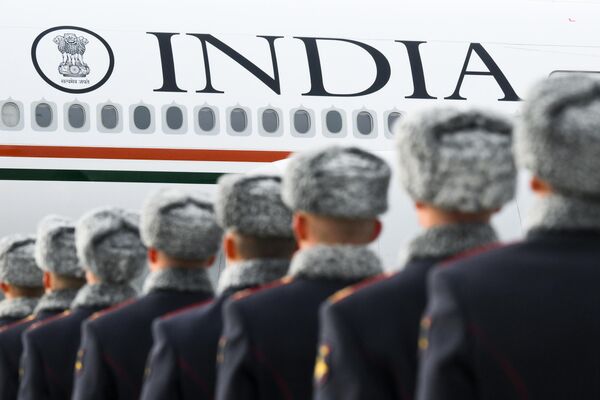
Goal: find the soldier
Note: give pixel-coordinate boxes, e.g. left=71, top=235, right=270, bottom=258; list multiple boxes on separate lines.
left=72, top=188, right=223, bottom=400
left=416, top=75, right=600, bottom=399
left=216, top=146, right=391, bottom=400
left=141, top=175, right=296, bottom=400
left=313, top=108, right=517, bottom=400
left=0, top=235, right=43, bottom=327
left=18, top=207, right=146, bottom=400
left=0, top=216, right=85, bottom=400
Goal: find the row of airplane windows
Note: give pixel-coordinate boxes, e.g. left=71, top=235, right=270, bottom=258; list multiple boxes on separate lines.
left=0, top=100, right=404, bottom=139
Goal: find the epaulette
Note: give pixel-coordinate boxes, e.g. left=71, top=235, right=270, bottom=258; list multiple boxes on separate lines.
left=328, top=272, right=394, bottom=304
left=440, top=241, right=516, bottom=267
left=160, top=298, right=214, bottom=321
left=28, top=310, right=71, bottom=331
left=0, top=315, right=35, bottom=333
left=89, top=298, right=137, bottom=321
left=232, top=276, right=294, bottom=301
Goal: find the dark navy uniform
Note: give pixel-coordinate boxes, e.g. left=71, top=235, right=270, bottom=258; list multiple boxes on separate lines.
left=314, top=258, right=442, bottom=400
left=72, top=289, right=213, bottom=400
left=0, top=308, right=66, bottom=400
left=417, top=229, right=600, bottom=400
left=216, top=275, right=371, bottom=400
left=140, top=292, right=232, bottom=400
left=18, top=305, right=107, bottom=400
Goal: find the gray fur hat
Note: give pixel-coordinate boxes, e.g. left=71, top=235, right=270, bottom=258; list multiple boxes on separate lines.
left=0, top=235, right=43, bottom=287
left=396, top=107, right=516, bottom=213
left=516, top=75, right=600, bottom=199
left=35, top=215, right=83, bottom=278
left=282, top=146, right=391, bottom=218
left=140, top=188, right=223, bottom=260
left=215, top=175, right=293, bottom=238
left=76, top=207, right=146, bottom=284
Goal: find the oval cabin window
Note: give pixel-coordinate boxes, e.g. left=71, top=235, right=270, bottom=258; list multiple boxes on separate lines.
left=35, top=103, right=53, bottom=128
left=1, top=102, right=20, bottom=128
left=134, top=106, right=152, bottom=130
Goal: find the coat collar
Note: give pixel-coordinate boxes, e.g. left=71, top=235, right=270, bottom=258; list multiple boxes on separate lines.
left=216, top=258, right=289, bottom=295
left=288, top=245, right=382, bottom=281
left=527, top=194, right=600, bottom=234
left=142, top=267, right=214, bottom=295
left=33, top=288, right=79, bottom=315
left=407, top=223, right=498, bottom=260
left=71, top=283, right=137, bottom=309
left=0, top=297, right=38, bottom=319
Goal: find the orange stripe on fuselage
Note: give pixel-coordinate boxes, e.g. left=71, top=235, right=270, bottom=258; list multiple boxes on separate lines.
left=0, top=145, right=291, bottom=163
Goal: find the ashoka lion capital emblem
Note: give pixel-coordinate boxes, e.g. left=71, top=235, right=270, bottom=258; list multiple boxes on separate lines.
left=53, top=33, right=90, bottom=77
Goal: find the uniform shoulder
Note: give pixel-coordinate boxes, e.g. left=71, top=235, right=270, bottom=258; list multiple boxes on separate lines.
left=26, top=310, right=72, bottom=338
left=159, top=297, right=215, bottom=324
left=86, top=298, right=138, bottom=325
left=440, top=241, right=524, bottom=273
left=327, top=272, right=395, bottom=306
left=230, top=276, right=295, bottom=303
left=0, top=315, right=35, bottom=334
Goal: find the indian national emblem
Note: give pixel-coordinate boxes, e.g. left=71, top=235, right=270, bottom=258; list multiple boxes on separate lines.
left=53, top=33, right=90, bottom=78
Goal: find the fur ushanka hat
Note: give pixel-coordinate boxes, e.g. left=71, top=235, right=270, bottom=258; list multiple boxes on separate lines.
left=35, top=215, right=83, bottom=278
left=0, top=235, right=43, bottom=287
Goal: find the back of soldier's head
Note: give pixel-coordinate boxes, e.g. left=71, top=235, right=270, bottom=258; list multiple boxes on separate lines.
left=216, top=174, right=295, bottom=260
left=395, top=107, right=517, bottom=216
left=282, top=146, right=391, bottom=245
left=140, top=188, right=222, bottom=265
left=516, top=75, right=600, bottom=200
left=0, top=234, right=43, bottom=296
left=35, top=215, right=84, bottom=287
left=76, top=207, right=146, bottom=285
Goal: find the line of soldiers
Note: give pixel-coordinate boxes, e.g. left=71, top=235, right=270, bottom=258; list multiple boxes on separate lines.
left=0, top=74, right=597, bottom=399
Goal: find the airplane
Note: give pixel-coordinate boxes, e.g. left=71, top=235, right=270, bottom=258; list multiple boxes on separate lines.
left=1, top=0, right=599, bottom=277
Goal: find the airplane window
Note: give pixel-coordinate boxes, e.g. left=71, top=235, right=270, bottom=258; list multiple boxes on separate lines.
left=1, top=102, right=20, bottom=128
left=387, top=112, right=403, bottom=133
left=68, top=104, right=86, bottom=129
left=262, top=109, right=279, bottom=133
left=101, top=105, right=119, bottom=130
left=230, top=108, right=247, bottom=133
left=326, top=110, right=343, bottom=134
left=35, top=103, right=53, bottom=128
left=198, top=107, right=215, bottom=131
left=134, top=106, right=152, bottom=130
left=294, top=110, right=311, bottom=134
left=357, top=111, right=373, bottom=135
left=166, top=106, right=183, bottom=130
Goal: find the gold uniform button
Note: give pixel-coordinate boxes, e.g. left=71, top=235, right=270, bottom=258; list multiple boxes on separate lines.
left=418, top=338, right=429, bottom=351
left=314, top=344, right=331, bottom=385
left=75, top=361, right=83, bottom=371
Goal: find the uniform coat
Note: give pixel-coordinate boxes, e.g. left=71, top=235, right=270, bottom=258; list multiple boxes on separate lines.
left=216, top=245, right=382, bottom=400
left=141, top=259, right=290, bottom=400
left=417, top=197, right=600, bottom=400
left=0, top=289, right=78, bottom=400
left=18, top=283, right=137, bottom=400
left=314, top=224, right=499, bottom=400
left=72, top=268, right=214, bottom=400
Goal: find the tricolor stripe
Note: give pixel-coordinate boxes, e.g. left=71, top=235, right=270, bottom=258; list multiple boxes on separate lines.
left=0, top=145, right=291, bottom=162
left=0, top=169, right=224, bottom=184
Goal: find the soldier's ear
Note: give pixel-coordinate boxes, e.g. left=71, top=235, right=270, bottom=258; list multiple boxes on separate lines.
left=530, top=176, right=553, bottom=196
left=148, top=248, right=159, bottom=264
left=0, top=282, right=9, bottom=295
left=223, top=232, right=238, bottom=262
left=370, top=219, right=383, bottom=242
left=292, top=213, right=309, bottom=245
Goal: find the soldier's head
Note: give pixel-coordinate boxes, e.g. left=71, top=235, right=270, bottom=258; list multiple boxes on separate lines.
left=516, top=75, right=600, bottom=200
left=35, top=215, right=85, bottom=292
left=0, top=235, right=44, bottom=299
left=282, top=146, right=391, bottom=249
left=395, top=107, right=516, bottom=228
left=140, top=188, right=223, bottom=271
left=76, top=207, right=146, bottom=286
left=215, top=174, right=296, bottom=264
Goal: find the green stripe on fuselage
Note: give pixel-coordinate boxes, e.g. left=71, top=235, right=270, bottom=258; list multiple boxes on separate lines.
left=0, top=169, right=224, bottom=184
